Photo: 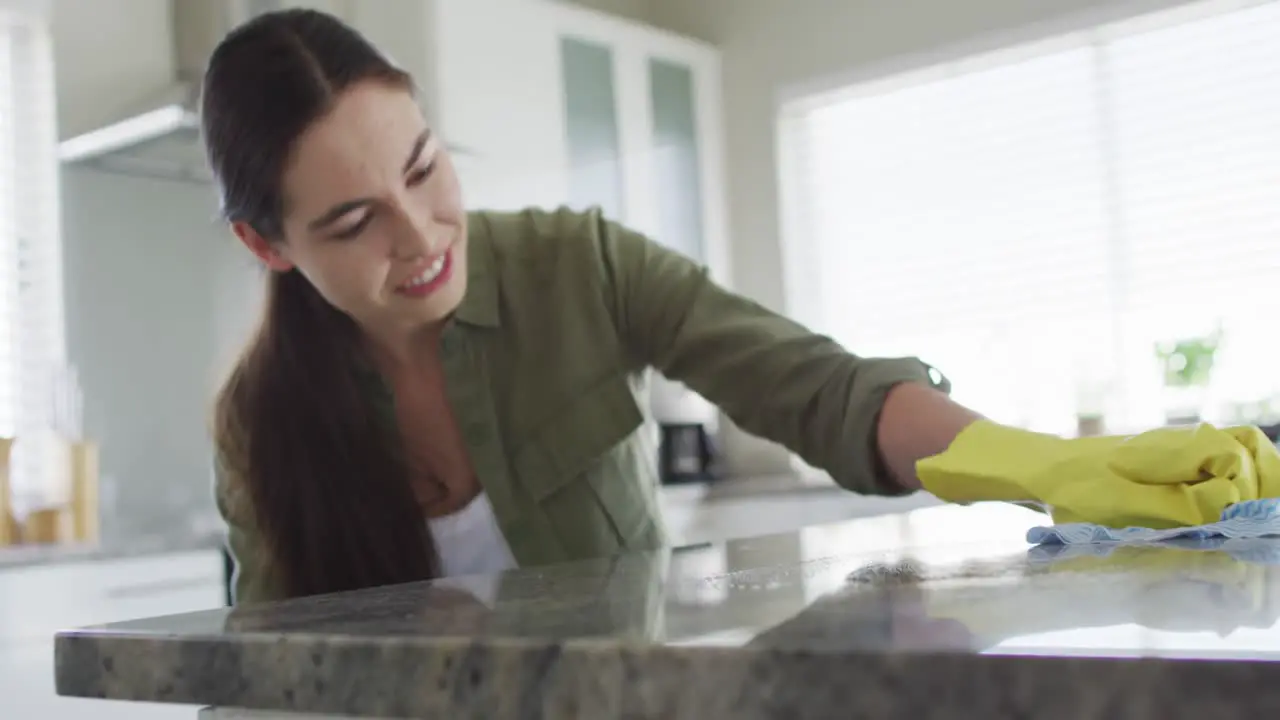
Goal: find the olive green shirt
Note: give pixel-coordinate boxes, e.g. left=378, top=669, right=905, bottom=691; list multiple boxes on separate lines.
left=216, top=207, right=948, bottom=604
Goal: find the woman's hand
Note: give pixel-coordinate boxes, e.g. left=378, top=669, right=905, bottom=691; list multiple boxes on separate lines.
left=916, top=420, right=1280, bottom=529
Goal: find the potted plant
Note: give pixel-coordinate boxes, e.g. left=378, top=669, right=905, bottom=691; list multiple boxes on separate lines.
left=1154, top=325, right=1223, bottom=426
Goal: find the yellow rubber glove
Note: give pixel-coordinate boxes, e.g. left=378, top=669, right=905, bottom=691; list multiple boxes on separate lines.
left=916, top=420, right=1280, bottom=529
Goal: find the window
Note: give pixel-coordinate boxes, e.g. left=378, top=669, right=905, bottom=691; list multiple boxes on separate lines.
left=781, top=0, right=1280, bottom=435
left=0, top=1, right=67, bottom=504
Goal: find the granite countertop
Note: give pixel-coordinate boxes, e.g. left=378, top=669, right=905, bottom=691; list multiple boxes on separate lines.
left=53, top=503, right=1280, bottom=719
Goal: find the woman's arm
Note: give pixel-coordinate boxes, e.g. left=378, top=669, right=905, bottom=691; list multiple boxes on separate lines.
left=876, top=382, right=983, bottom=490
left=584, top=209, right=981, bottom=495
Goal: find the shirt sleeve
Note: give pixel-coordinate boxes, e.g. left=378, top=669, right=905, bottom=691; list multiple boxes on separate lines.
left=589, top=209, right=950, bottom=496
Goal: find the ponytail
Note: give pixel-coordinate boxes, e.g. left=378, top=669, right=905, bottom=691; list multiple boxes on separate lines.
left=214, top=270, right=438, bottom=598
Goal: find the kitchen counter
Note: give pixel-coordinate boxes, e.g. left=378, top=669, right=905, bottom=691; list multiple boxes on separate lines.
left=53, top=502, right=1280, bottom=719
left=0, top=475, right=897, bottom=571
left=0, top=527, right=225, bottom=570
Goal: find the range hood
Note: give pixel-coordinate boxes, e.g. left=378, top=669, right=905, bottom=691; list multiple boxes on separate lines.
left=58, top=0, right=472, bottom=184
left=57, top=0, right=266, bottom=183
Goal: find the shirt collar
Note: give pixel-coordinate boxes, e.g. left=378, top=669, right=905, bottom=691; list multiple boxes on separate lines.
left=453, top=212, right=500, bottom=328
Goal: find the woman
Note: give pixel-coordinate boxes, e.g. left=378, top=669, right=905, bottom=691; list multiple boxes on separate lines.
left=207, top=8, right=976, bottom=604
left=210, top=9, right=1276, bottom=605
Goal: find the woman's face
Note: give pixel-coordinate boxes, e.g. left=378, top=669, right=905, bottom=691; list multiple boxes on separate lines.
left=236, top=80, right=468, bottom=336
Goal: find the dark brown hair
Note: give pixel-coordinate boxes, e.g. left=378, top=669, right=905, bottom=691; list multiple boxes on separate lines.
left=205, top=9, right=438, bottom=599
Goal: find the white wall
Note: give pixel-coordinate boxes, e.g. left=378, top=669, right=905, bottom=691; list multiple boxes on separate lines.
left=60, top=167, right=247, bottom=539
left=556, top=0, right=655, bottom=24
left=645, top=0, right=1207, bottom=473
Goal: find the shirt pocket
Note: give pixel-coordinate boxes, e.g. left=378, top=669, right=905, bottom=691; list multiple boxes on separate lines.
left=511, top=374, right=648, bottom=554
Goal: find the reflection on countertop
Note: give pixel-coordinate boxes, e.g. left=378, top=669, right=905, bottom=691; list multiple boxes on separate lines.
left=55, top=503, right=1280, bottom=719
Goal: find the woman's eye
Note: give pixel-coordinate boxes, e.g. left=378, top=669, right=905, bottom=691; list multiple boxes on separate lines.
left=333, top=212, right=373, bottom=240
left=407, top=162, right=436, bottom=187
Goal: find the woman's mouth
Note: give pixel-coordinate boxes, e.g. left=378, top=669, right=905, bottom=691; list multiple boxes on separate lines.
left=396, top=250, right=453, bottom=298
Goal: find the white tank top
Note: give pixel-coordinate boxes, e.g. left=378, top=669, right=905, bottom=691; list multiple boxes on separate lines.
left=427, top=491, right=518, bottom=577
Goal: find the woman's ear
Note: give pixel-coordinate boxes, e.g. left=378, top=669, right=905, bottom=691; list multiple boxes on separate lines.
left=232, top=221, right=294, bottom=272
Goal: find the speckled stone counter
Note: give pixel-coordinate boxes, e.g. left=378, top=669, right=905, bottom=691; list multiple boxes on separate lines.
left=53, top=503, right=1280, bottom=718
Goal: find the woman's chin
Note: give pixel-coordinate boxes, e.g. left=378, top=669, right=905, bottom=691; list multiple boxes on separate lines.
left=398, top=281, right=466, bottom=323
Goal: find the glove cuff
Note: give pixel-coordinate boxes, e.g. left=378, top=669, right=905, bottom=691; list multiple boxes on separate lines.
left=915, top=420, right=1076, bottom=504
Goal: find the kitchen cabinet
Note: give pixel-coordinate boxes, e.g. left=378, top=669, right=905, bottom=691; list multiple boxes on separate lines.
left=536, top=1, right=728, bottom=426
left=0, top=548, right=224, bottom=718
left=547, top=3, right=728, bottom=274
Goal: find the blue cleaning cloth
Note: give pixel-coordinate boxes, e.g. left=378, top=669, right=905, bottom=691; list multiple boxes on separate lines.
left=1026, top=535, right=1280, bottom=565
left=1027, top=498, right=1280, bottom=545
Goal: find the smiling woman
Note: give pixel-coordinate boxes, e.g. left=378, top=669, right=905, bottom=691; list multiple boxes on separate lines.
left=234, top=86, right=469, bottom=342
left=205, top=8, right=983, bottom=605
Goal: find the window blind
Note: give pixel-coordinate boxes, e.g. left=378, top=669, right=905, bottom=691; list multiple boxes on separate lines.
left=0, top=3, right=66, bottom=502
left=785, top=0, right=1280, bottom=434
left=1107, top=1, right=1280, bottom=428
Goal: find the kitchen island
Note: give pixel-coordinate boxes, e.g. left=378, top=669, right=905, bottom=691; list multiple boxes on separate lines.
left=54, top=502, right=1280, bottom=718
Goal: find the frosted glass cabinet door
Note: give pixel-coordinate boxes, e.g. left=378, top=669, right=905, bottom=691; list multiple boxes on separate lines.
left=560, top=36, right=626, bottom=220
left=645, top=56, right=717, bottom=425
left=648, top=58, right=706, bottom=263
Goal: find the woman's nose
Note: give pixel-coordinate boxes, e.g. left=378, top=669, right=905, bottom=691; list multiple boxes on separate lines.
left=391, top=212, right=448, bottom=259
